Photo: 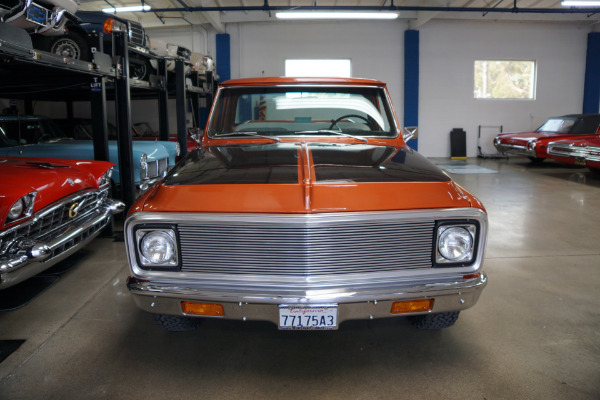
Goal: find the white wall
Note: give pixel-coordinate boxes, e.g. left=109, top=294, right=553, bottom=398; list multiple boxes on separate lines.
left=418, top=20, right=590, bottom=157
left=30, top=19, right=594, bottom=158
left=227, top=20, right=406, bottom=127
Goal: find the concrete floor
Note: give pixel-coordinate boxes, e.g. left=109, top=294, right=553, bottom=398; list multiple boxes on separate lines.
left=0, top=157, right=599, bottom=400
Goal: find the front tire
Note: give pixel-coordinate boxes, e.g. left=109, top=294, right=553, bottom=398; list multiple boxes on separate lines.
left=153, top=314, right=201, bottom=331
left=527, top=157, right=545, bottom=164
left=408, top=311, right=460, bottom=330
left=48, top=31, right=90, bottom=61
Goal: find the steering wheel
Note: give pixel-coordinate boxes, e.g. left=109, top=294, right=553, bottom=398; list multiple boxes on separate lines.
left=328, top=114, right=371, bottom=130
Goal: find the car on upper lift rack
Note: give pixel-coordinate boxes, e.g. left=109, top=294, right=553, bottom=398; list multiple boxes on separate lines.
left=0, top=0, right=80, bottom=37
left=33, top=10, right=153, bottom=80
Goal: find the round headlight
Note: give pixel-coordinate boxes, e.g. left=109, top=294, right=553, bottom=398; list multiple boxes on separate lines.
left=493, top=136, right=501, bottom=146
left=527, top=140, right=536, bottom=151
left=438, top=227, right=474, bottom=262
left=8, top=199, right=24, bottom=220
left=140, top=231, right=176, bottom=265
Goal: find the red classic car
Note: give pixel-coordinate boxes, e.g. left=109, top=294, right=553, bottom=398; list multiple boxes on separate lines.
left=124, top=77, right=488, bottom=332
left=493, top=114, right=600, bottom=162
left=547, top=137, right=600, bottom=174
left=0, top=156, right=124, bottom=289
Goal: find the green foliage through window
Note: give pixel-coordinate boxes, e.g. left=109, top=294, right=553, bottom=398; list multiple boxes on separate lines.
left=474, top=60, right=536, bottom=99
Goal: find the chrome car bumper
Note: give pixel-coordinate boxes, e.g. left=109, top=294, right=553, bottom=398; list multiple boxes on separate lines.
left=494, top=142, right=536, bottom=157
left=126, top=272, right=487, bottom=326
left=0, top=195, right=124, bottom=289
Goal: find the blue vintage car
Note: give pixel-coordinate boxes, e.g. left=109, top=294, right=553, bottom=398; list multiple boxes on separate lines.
left=0, top=115, right=179, bottom=190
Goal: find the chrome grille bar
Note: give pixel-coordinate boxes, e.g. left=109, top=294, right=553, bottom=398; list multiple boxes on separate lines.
left=178, top=219, right=434, bottom=276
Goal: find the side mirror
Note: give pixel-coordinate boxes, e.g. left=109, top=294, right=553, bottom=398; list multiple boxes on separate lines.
left=402, top=126, right=418, bottom=142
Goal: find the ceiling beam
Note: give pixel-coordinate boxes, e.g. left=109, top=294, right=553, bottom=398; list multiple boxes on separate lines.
left=201, top=0, right=226, bottom=32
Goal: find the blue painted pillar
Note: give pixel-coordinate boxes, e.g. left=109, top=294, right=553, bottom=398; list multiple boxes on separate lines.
left=216, top=33, right=231, bottom=82
left=583, top=32, right=600, bottom=114
left=404, top=29, right=419, bottom=150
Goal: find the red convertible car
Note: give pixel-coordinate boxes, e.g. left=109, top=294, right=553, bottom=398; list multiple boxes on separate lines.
left=547, top=137, right=600, bottom=174
left=124, top=77, right=488, bottom=332
left=493, top=114, right=600, bottom=162
left=0, top=156, right=124, bottom=289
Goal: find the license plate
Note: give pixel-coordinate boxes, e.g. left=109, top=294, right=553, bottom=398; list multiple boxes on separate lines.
left=26, top=3, right=48, bottom=26
left=574, top=157, right=586, bottom=166
left=278, top=305, right=338, bottom=330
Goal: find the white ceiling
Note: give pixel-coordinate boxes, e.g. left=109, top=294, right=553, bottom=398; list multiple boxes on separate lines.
left=77, top=0, right=600, bottom=30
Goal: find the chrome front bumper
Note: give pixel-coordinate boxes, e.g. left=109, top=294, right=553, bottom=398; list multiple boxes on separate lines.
left=0, top=198, right=124, bottom=289
left=494, top=142, right=536, bottom=157
left=127, top=272, right=487, bottom=326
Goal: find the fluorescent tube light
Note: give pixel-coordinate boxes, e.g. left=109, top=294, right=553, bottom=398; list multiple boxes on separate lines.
left=102, top=5, right=152, bottom=13
left=561, top=1, right=600, bottom=6
left=275, top=11, right=399, bottom=20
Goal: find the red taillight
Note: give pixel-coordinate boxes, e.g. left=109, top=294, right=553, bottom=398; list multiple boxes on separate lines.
left=103, top=18, right=115, bottom=34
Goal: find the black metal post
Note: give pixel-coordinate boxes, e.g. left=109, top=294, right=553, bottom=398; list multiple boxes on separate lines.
left=24, top=100, right=34, bottom=114
left=175, top=58, right=187, bottom=157
left=90, top=76, right=109, bottom=162
left=114, top=30, right=135, bottom=211
left=158, top=57, right=169, bottom=142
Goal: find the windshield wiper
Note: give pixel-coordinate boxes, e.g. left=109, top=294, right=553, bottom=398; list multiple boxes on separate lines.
left=212, top=131, right=280, bottom=143
left=295, top=130, right=368, bottom=143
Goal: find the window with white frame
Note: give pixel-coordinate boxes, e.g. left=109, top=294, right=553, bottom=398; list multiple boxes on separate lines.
left=474, top=60, right=536, bottom=100
left=285, top=59, right=352, bottom=78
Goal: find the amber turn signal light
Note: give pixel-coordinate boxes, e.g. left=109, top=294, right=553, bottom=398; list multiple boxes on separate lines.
left=181, top=302, right=224, bottom=316
left=390, top=299, right=434, bottom=314
left=103, top=18, right=115, bottom=34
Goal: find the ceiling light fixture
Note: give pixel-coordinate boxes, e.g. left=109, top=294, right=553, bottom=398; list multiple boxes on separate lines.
left=102, top=5, right=152, bottom=13
left=275, top=11, right=399, bottom=20
left=561, top=0, right=600, bottom=6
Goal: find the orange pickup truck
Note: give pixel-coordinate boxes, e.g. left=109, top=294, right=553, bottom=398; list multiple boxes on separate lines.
left=124, top=77, right=488, bottom=331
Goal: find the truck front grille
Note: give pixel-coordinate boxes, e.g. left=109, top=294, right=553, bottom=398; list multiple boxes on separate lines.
left=127, top=21, right=146, bottom=47
left=178, top=218, right=434, bottom=276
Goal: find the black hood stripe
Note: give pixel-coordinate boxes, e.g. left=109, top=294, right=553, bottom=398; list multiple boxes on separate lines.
left=163, top=143, right=449, bottom=185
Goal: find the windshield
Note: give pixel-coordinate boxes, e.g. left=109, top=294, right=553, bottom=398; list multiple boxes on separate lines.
left=0, top=118, right=70, bottom=145
left=208, top=86, right=397, bottom=139
left=536, top=116, right=600, bottom=135
left=537, top=118, right=577, bottom=134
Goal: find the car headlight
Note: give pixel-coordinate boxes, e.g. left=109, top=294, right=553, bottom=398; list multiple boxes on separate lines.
left=5, top=192, right=36, bottom=226
left=527, top=140, right=536, bottom=152
left=493, top=136, right=501, bottom=146
left=98, top=167, right=113, bottom=188
left=136, top=228, right=179, bottom=269
left=436, top=224, right=477, bottom=264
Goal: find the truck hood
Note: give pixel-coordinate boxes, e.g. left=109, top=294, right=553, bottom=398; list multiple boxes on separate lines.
left=137, top=143, right=473, bottom=213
